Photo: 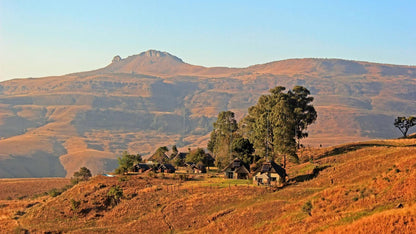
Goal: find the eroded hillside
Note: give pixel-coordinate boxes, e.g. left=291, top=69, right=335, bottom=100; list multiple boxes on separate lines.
left=0, top=50, right=415, bottom=177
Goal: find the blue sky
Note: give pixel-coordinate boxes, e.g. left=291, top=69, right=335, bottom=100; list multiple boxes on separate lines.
left=0, top=0, right=415, bottom=81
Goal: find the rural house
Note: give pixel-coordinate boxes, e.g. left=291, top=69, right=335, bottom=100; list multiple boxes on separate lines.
left=133, top=163, right=151, bottom=173
left=148, top=151, right=170, bottom=164
left=172, top=152, right=189, bottom=160
left=186, top=163, right=207, bottom=173
left=253, top=160, right=287, bottom=185
left=158, top=163, right=176, bottom=173
left=223, top=158, right=250, bottom=179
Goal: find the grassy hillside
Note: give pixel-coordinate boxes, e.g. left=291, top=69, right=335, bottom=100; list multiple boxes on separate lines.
left=1, top=50, right=415, bottom=177
left=1, top=138, right=415, bottom=233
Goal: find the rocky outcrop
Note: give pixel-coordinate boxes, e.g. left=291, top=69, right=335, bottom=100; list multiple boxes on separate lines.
left=112, top=55, right=122, bottom=63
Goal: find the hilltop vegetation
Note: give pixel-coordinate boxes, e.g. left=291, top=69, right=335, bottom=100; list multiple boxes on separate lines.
left=1, top=138, right=415, bottom=233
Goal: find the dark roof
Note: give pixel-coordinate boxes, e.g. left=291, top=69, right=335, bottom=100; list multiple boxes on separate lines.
left=171, top=152, right=189, bottom=161
left=160, top=163, right=176, bottom=171
left=196, top=163, right=206, bottom=170
left=222, top=158, right=249, bottom=173
left=255, top=161, right=286, bottom=178
left=177, top=152, right=188, bottom=159
left=135, top=163, right=150, bottom=170
left=148, top=152, right=169, bottom=163
left=185, top=162, right=196, bottom=167
left=234, top=166, right=249, bottom=174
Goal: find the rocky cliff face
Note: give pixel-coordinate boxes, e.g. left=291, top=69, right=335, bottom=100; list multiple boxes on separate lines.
left=0, top=50, right=415, bottom=177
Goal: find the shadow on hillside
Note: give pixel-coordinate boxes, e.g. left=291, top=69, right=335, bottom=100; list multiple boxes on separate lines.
left=318, top=144, right=391, bottom=159
left=288, top=165, right=331, bottom=183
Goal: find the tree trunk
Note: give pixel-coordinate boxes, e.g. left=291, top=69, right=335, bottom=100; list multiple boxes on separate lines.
left=283, top=155, right=287, bottom=169
left=404, top=127, right=409, bottom=138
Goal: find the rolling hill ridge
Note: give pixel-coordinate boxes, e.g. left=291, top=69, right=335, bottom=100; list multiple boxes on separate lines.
left=1, top=138, right=416, bottom=232
left=0, top=50, right=415, bottom=177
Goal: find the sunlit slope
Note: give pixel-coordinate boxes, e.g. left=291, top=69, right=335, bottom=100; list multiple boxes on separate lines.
left=4, top=138, right=414, bottom=233
left=0, top=50, right=415, bottom=177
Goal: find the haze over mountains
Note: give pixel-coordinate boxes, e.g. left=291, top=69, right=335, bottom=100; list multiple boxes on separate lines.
left=0, top=50, right=415, bottom=178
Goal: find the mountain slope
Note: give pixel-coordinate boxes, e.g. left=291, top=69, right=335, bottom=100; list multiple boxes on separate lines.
left=2, top=138, right=415, bottom=233
left=0, top=50, right=415, bottom=177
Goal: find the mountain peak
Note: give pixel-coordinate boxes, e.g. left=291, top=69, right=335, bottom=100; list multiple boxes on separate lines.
left=99, top=50, right=194, bottom=76
left=139, top=50, right=184, bottom=63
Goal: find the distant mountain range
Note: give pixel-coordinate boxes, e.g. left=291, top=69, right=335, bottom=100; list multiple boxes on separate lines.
left=1, top=50, right=415, bottom=177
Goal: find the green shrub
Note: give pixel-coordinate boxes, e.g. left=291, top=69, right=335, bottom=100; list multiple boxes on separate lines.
left=70, top=199, right=81, bottom=211
left=71, top=167, right=92, bottom=184
left=302, top=201, right=313, bottom=216
left=179, top=174, right=189, bottom=181
left=48, top=188, right=62, bottom=197
left=106, top=186, right=123, bottom=207
left=148, top=171, right=156, bottom=178
left=118, top=176, right=129, bottom=182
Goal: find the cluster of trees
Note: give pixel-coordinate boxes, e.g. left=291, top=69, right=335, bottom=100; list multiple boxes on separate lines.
left=112, top=85, right=316, bottom=173
left=114, top=145, right=215, bottom=174
left=149, top=145, right=214, bottom=167
left=208, top=86, right=317, bottom=169
left=115, top=151, right=143, bottom=174
left=185, top=148, right=215, bottom=168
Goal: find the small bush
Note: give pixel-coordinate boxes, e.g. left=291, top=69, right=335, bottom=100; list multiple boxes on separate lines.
left=148, top=171, right=156, bottom=178
left=352, top=196, right=359, bottom=201
left=61, top=184, right=73, bottom=192
left=302, top=201, right=313, bottom=216
left=118, top=176, right=129, bottom=182
left=179, top=174, right=189, bottom=181
left=95, top=183, right=106, bottom=190
left=48, top=188, right=62, bottom=197
left=70, top=199, right=81, bottom=211
left=71, top=178, right=80, bottom=185
left=106, top=186, right=124, bottom=207
left=360, top=188, right=366, bottom=198
left=14, top=210, right=25, bottom=216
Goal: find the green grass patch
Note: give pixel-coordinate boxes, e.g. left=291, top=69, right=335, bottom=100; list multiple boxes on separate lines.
left=296, top=163, right=316, bottom=175
left=334, top=203, right=395, bottom=228
left=196, top=178, right=252, bottom=187
left=338, top=210, right=370, bottom=224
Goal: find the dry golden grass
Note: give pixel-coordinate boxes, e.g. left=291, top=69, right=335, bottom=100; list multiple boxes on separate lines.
left=1, top=139, right=415, bottom=233
left=0, top=178, right=70, bottom=200
left=59, top=150, right=116, bottom=177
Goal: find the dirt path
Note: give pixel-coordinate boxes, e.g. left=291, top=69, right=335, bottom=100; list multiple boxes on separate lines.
left=161, top=204, right=174, bottom=232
